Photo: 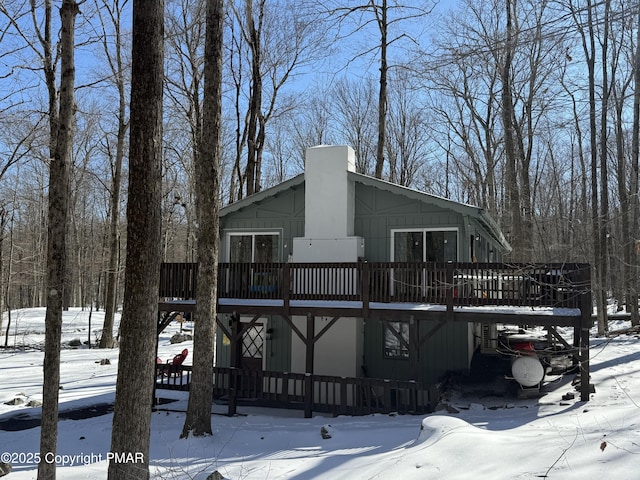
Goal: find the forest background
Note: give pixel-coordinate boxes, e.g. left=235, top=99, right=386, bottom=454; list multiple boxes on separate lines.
left=0, top=0, right=639, bottom=340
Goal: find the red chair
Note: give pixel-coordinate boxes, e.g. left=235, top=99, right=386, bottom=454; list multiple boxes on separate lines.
left=157, top=349, right=188, bottom=376
left=169, top=348, right=189, bottom=367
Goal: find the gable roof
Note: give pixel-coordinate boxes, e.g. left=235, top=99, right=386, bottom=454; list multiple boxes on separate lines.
left=348, top=172, right=511, bottom=253
left=220, top=173, right=304, bottom=217
left=220, top=171, right=511, bottom=253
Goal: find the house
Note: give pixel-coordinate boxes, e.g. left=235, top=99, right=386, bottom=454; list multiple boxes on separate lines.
left=216, top=145, right=509, bottom=384
left=157, top=145, right=591, bottom=416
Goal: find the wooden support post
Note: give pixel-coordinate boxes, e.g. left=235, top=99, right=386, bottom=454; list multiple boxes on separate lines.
left=304, top=313, right=315, bottom=419
left=228, top=312, right=240, bottom=416
left=580, top=324, right=590, bottom=401
left=283, top=263, right=290, bottom=316
left=579, top=267, right=593, bottom=402
left=361, top=261, right=370, bottom=318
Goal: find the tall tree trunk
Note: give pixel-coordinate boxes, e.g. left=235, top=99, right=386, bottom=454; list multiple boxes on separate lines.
left=2, top=210, right=14, bottom=347
left=630, top=4, right=640, bottom=326
left=100, top=141, right=123, bottom=348
left=100, top=0, right=128, bottom=349
left=0, top=207, right=6, bottom=334
left=598, top=0, right=611, bottom=334
left=574, top=0, right=606, bottom=335
left=374, top=0, right=388, bottom=179
left=244, top=0, right=263, bottom=197
left=181, top=0, right=223, bottom=438
left=501, top=0, right=522, bottom=259
left=38, top=1, right=79, bottom=478
left=108, top=1, right=164, bottom=478
left=614, top=94, right=629, bottom=318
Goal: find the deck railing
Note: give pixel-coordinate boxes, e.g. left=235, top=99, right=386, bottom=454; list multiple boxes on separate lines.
left=156, top=262, right=593, bottom=414
left=160, top=261, right=591, bottom=309
left=156, top=365, right=438, bottom=416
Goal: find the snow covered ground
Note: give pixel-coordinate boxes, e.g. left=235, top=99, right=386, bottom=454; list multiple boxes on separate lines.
left=0, top=307, right=639, bottom=479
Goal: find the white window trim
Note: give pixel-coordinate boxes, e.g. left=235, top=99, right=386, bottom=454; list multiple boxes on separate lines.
left=390, top=227, right=459, bottom=262
left=225, top=231, right=281, bottom=262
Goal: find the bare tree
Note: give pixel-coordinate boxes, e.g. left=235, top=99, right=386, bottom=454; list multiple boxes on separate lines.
left=326, top=0, right=433, bottom=179
left=427, top=0, right=571, bottom=260
left=228, top=0, right=326, bottom=199
left=385, top=69, right=429, bottom=187
left=66, top=108, right=102, bottom=309
left=630, top=3, right=640, bottom=326
left=501, top=0, right=523, bottom=260
left=285, top=94, right=336, bottom=163
left=598, top=0, right=612, bottom=333
left=239, top=0, right=263, bottom=197
left=108, top=0, right=164, bottom=477
left=96, top=0, right=130, bottom=348
left=558, top=57, right=591, bottom=256
left=181, top=0, right=223, bottom=438
left=0, top=116, right=41, bottom=334
left=609, top=2, right=635, bottom=324
left=0, top=205, right=7, bottom=335
left=426, top=40, right=503, bottom=213
left=38, top=1, right=80, bottom=478
left=331, top=78, right=377, bottom=175
left=163, top=0, right=206, bottom=264
left=569, top=0, right=608, bottom=334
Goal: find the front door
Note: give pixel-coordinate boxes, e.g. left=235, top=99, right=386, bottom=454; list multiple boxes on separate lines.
left=239, top=322, right=264, bottom=398
left=241, top=323, right=265, bottom=371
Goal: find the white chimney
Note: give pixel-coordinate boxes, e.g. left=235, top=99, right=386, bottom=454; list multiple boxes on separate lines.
left=292, top=145, right=364, bottom=262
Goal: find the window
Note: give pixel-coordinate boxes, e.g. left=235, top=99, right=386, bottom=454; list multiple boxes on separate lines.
left=383, top=321, right=409, bottom=359
left=425, top=231, right=457, bottom=262
left=393, top=231, right=423, bottom=262
left=392, top=229, right=458, bottom=262
left=227, top=232, right=279, bottom=262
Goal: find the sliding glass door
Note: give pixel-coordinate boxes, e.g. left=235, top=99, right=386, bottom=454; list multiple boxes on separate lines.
left=392, top=229, right=457, bottom=263
left=226, top=232, right=280, bottom=296
left=391, top=228, right=458, bottom=300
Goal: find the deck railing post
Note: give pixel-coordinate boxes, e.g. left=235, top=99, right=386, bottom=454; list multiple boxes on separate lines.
left=283, top=263, right=290, bottom=315
left=361, top=261, right=370, bottom=318
left=383, top=380, right=391, bottom=414
left=445, top=262, right=454, bottom=321
left=340, top=378, right=348, bottom=415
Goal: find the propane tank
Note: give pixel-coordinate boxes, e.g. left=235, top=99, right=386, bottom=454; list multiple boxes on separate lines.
left=510, top=341, right=545, bottom=388
left=511, top=355, right=545, bottom=387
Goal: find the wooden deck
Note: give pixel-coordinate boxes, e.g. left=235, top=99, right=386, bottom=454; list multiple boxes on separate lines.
left=157, top=261, right=593, bottom=415
left=160, top=261, right=591, bottom=323
left=156, top=364, right=438, bottom=416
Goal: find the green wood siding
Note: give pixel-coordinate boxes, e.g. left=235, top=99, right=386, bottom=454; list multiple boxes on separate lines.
left=217, top=176, right=507, bottom=382
left=215, top=314, right=292, bottom=372
left=220, top=187, right=305, bottom=262
left=353, top=183, right=506, bottom=262
left=363, top=319, right=470, bottom=385
left=354, top=183, right=467, bottom=262
left=264, top=316, right=291, bottom=372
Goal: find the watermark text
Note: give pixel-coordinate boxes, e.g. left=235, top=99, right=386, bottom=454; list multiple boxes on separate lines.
left=1, top=451, right=145, bottom=466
